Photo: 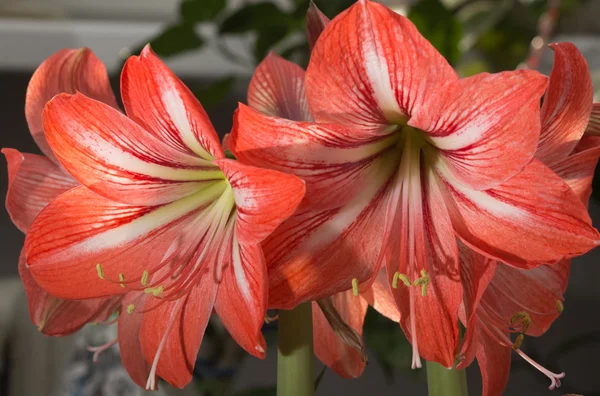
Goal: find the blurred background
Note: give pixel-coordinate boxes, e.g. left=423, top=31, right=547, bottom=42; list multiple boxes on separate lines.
left=1, top=0, right=600, bottom=395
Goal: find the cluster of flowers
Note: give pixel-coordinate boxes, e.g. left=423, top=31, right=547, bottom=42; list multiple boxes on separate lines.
left=4, top=1, right=600, bottom=395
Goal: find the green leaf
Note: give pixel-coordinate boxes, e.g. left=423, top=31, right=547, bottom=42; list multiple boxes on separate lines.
left=233, top=387, right=276, bottom=396
left=408, top=0, right=463, bottom=65
left=192, top=76, right=235, bottom=109
left=147, top=24, right=204, bottom=58
left=219, top=3, right=291, bottom=34
left=181, top=0, right=227, bottom=24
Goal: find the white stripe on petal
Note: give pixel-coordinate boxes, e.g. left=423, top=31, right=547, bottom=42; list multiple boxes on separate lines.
left=231, top=232, right=251, bottom=302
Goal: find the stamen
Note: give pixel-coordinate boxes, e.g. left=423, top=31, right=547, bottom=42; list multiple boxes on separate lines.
left=265, top=314, right=279, bottom=324
left=413, top=269, right=430, bottom=297
left=119, top=273, right=126, bottom=288
left=146, top=300, right=184, bottom=390
left=510, top=311, right=532, bottom=334
left=352, top=278, right=360, bottom=296
left=96, top=264, right=105, bottom=279
left=556, top=300, right=564, bottom=313
left=127, top=304, right=135, bottom=314
left=392, top=272, right=412, bottom=289
left=141, top=270, right=149, bottom=286
left=87, top=338, right=118, bottom=363
left=512, top=334, right=524, bottom=350
left=144, top=285, right=164, bottom=297
left=515, top=349, right=565, bottom=390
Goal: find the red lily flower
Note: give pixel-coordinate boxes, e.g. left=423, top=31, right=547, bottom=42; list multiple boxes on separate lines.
left=246, top=44, right=399, bottom=378
left=230, top=0, right=599, bottom=369
left=3, top=48, right=122, bottom=335
left=459, top=43, right=600, bottom=396
left=23, top=46, right=305, bottom=389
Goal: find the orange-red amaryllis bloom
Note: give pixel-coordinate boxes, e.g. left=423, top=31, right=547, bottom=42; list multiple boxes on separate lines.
left=245, top=45, right=400, bottom=378
left=3, top=48, right=122, bottom=335
left=458, top=43, right=600, bottom=396
left=230, top=0, right=599, bottom=370
left=23, top=46, right=305, bottom=389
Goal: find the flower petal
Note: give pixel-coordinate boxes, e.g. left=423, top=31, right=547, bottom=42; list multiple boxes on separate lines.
left=360, top=269, right=399, bottom=322
left=306, top=1, right=331, bottom=50
left=248, top=53, right=311, bottom=122
left=585, top=103, right=600, bottom=135
left=25, top=48, right=117, bottom=164
left=118, top=293, right=154, bottom=389
left=536, top=43, right=593, bottom=166
left=215, top=241, right=267, bottom=359
left=265, top=167, right=393, bottom=308
left=215, top=158, right=305, bottom=245
left=551, top=135, right=600, bottom=205
left=485, top=261, right=569, bottom=337
left=313, top=291, right=368, bottom=378
left=140, top=277, right=217, bottom=389
left=43, top=92, right=223, bottom=205
left=417, top=70, right=547, bottom=190
left=231, top=104, right=397, bottom=210
left=474, top=322, right=511, bottom=396
left=3, top=148, right=77, bottom=233
left=305, top=0, right=457, bottom=132
left=386, top=167, right=461, bottom=368
left=18, top=251, right=118, bottom=336
left=122, top=45, right=224, bottom=161
left=443, top=159, right=599, bottom=268
left=25, top=182, right=228, bottom=299
left=457, top=245, right=497, bottom=368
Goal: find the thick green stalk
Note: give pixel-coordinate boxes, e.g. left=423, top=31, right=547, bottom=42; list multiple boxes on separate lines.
left=426, top=361, right=469, bottom=396
left=277, top=303, right=314, bottom=396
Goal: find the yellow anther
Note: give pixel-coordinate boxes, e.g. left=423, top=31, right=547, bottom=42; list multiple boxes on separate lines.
left=127, top=304, right=135, bottom=314
left=414, top=269, right=430, bottom=297
left=141, top=270, right=149, bottom=286
left=512, top=334, right=524, bottom=350
left=352, top=278, right=360, bottom=296
left=96, top=264, right=105, bottom=280
left=119, top=273, right=126, bottom=288
left=392, top=272, right=412, bottom=289
left=144, top=285, right=164, bottom=297
left=556, top=300, right=564, bottom=313
left=510, top=311, right=531, bottom=334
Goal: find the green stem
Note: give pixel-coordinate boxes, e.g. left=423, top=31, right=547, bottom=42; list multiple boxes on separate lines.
left=277, top=303, right=314, bottom=396
left=426, top=361, right=469, bottom=396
